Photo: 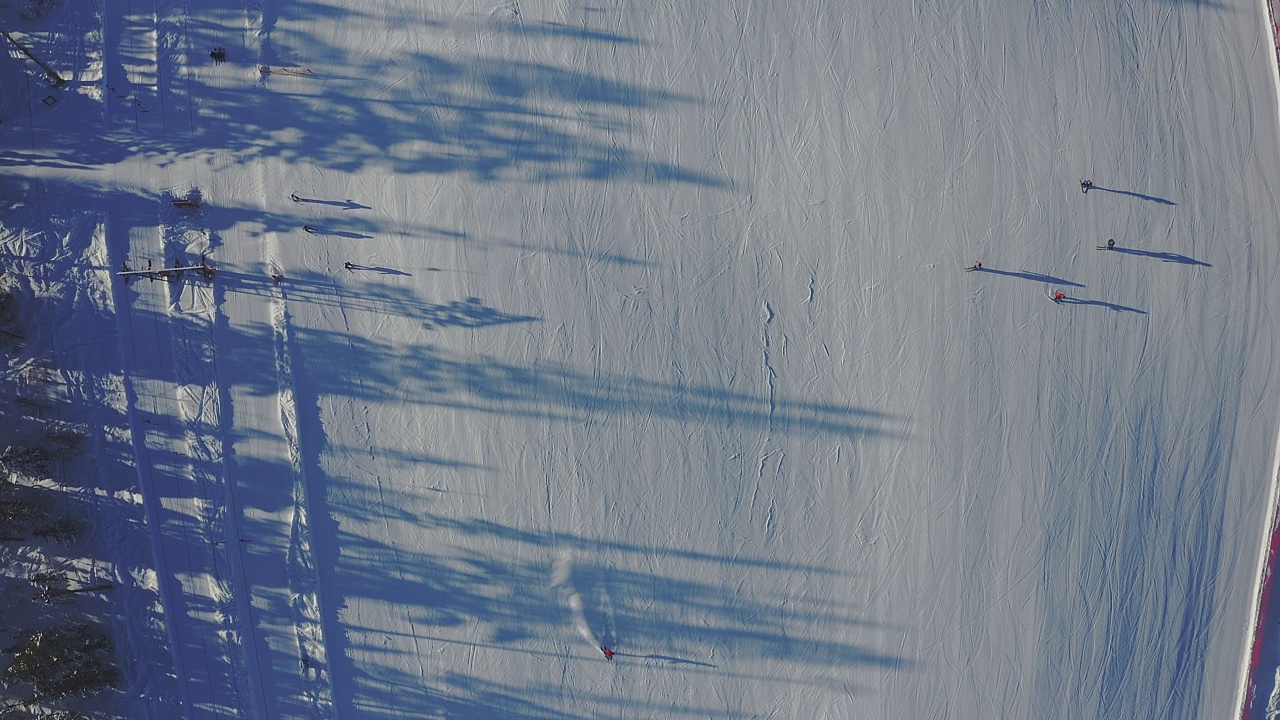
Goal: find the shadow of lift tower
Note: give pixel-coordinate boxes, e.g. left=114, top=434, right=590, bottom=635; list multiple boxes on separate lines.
left=0, top=29, right=66, bottom=87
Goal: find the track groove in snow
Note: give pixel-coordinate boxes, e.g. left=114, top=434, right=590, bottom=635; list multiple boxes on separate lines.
left=270, top=279, right=337, bottom=717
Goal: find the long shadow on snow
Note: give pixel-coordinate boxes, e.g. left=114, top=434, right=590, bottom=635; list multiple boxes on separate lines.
left=3, top=173, right=902, bottom=702
left=13, top=20, right=844, bottom=707
left=267, top=303, right=903, bottom=717
left=0, top=173, right=326, bottom=717
left=421, top=227, right=655, bottom=269
left=4, top=175, right=651, bottom=271
left=1057, top=297, right=1147, bottom=314
left=216, top=319, right=898, bottom=438
left=0, top=179, right=199, bottom=716
left=493, top=18, right=648, bottom=46
left=220, top=285, right=902, bottom=711
left=1090, top=186, right=1177, bottom=206
left=24, top=14, right=727, bottom=189
left=977, top=267, right=1085, bottom=288
left=1034, top=346, right=1236, bottom=718
left=126, top=262, right=895, bottom=440
left=1109, top=246, right=1210, bottom=266
left=307, top=657, right=737, bottom=720
left=215, top=268, right=540, bottom=332
left=298, top=516, right=905, bottom=717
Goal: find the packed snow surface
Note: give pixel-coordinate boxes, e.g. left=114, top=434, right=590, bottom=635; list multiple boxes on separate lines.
left=4, top=0, right=1280, bottom=717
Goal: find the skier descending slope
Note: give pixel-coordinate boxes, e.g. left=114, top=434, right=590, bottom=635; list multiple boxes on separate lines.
left=1081, top=179, right=1094, bottom=193
left=964, top=262, right=983, bottom=272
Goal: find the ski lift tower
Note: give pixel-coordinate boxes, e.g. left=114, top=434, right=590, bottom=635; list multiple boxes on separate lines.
left=117, top=256, right=216, bottom=284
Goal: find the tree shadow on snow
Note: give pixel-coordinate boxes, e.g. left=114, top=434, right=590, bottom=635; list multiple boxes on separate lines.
left=149, top=265, right=898, bottom=440
left=304, top=514, right=909, bottom=718
left=22, top=6, right=730, bottom=190
left=258, top=286, right=908, bottom=715
left=283, top=329, right=899, bottom=438
left=280, top=353, right=869, bottom=719
left=215, top=269, right=541, bottom=331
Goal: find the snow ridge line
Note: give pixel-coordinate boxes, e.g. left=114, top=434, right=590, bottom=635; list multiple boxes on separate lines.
left=1233, top=3, right=1280, bottom=717
left=269, top=277, right=337, bottom=717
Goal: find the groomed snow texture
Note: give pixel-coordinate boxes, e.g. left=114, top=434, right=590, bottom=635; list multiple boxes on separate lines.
left=4, top=0, right=1280, bottom=717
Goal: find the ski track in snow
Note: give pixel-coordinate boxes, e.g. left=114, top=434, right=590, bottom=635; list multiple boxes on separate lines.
left=270, top=270, right=338, bottom=716
left=553, top=553, right=611, bottom=654
left=167, top=245, right=260, bottom=716
left=113, top=217, right=249, bottom=716
left=100, top=19, right=251, bottom=703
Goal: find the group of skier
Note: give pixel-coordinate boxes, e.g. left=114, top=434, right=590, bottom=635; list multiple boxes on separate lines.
left=967, top=180, right=1115, bottom=305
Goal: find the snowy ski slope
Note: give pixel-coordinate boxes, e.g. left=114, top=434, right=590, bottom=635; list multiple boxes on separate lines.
left=3, top=0, right=1280, bottom=717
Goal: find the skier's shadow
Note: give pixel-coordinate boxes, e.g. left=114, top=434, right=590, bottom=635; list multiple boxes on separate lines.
left=1059, top=297, right=1147, bottom=314
left=1091, top=186, right=1177, bottom=206
left=1110, top=247, right=1210, bottom=266
left=307, top=228, right=373, bottom=239
left=978, top=267, right=1085, bottom=288
left=293, top=196, right=371, bottom=211
left=346, top=264, right=411, bottom=276
left=621, top=652, right=717, bottom=668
